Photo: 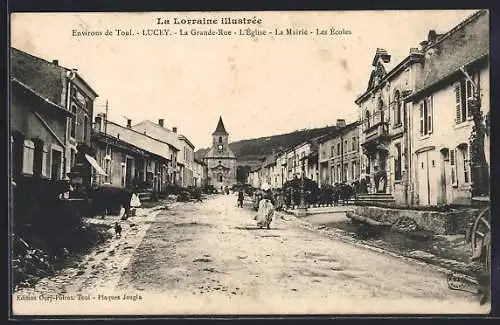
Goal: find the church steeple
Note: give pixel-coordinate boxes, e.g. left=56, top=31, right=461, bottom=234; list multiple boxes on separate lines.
left=212, top=116, right=228, bottom=135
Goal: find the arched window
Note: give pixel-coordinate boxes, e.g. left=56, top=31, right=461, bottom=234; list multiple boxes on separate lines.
left=218, top=136, right=222, bottom=143
left=394, top=91, right=402, bottom=126
left=365, top=110, right=371, bottom=128
left=378, top=98, right=385, bottom=123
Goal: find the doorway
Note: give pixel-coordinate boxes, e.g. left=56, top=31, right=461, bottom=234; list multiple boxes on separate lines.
left=51, top=149, right=62, bottom=180
left=126, top=157, right=134, bottom=188
left=438, top=148, right=449, bottom=204
left=417, top=151, right=430, bottom=205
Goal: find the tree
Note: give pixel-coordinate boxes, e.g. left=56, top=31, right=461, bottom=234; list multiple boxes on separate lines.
left=468, top=92, right=490, bottom=197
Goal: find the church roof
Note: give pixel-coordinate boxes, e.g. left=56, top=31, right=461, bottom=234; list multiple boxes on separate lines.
left=212, top=116, right=228, bottom=135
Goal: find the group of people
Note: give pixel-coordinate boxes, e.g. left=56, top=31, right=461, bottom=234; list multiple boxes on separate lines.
left=235, top=189, right=275, bottom=229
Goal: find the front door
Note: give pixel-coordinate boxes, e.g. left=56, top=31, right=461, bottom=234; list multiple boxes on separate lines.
left=417, top=152, right=430, bottom=205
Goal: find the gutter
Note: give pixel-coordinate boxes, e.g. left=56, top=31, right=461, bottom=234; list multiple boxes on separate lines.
left=405, top=54, right=488, bottom=101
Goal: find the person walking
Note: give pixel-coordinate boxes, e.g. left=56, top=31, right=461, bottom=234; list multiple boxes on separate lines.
left=237, top=190, right=244, bottom=208
left=255, top=190, right=275, bottom=229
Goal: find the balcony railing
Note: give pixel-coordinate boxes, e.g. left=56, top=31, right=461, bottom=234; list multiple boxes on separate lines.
left=362, top=111, right=390, bottom=146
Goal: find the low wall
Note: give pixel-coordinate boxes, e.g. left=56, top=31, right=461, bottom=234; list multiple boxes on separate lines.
left=353, top=205, right=479, bottom=235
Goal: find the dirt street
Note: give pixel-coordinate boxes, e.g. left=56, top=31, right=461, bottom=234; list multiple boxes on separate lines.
left=13, top=195, right=489, bottom=315
left=114, top=195, right=487, bottom=314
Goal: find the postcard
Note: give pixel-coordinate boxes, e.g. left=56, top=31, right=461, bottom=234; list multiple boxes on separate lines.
left=9, top=10, right=491, bottom=316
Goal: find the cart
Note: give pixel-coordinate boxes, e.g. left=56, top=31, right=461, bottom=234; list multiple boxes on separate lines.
left=447, top=197, right=491, bottom=304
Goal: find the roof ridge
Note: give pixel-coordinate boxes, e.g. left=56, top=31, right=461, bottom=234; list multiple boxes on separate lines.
left=424, top=10, right=487, bottom=51
left=11, top=47, right=69, bottom=72
left=106, top=120, right=179, bottom=149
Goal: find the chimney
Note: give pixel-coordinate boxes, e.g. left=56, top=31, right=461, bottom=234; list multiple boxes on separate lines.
left=419, top=40, right=429, bottom=51
left=52, top=59, right=59, bottom=66
left=172, top=127, right=177, bottom=133
left=336, top=119, right=346, bottom=128
left=127, top=119, right=132, bottom=128
left=428, top=30, right=437, bottom=43
left=94, top=116, right=102, bottom=132
left=158, top=119, right=164, bottom=127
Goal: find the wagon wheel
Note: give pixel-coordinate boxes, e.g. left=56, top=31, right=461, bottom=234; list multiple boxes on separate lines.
left=470, top=206, right=491, bottom=272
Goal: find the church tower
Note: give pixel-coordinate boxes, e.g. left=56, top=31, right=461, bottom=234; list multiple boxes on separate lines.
left=204, top=116, right=237, bottom=190
left=212, top=116, right=229, bottom=153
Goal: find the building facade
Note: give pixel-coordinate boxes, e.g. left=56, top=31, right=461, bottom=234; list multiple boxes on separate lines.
left=317, top=121, right=361, bottom=187
left=193, top=159, right=208, bottom=188
left=406, top=10, right=489, bottom=205
left=203, top=117, right=237, bottom=189
left=355, top=47, right=424, bottom=204
left=97, top=118, right=178, bottom=194
left=10, top=47, right=99, bottom=188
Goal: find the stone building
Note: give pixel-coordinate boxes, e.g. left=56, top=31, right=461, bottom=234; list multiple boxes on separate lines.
left=354, top=46, right=424, bottom=205
left=193, top=158, right=208, bottom=188
left=91, top=116, right=178, bottom=195
left=318, top=120, right=360, bottom=187
left=204, top=117, right=237, bottom=190
left=10, top=47, right=100, bottom=188
left=406, top=10, right=489, bottom=205
left=131, top=119, right=194, bottom=187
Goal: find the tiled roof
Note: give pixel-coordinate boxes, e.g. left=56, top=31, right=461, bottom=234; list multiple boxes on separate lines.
left=131, top=120, right=182, bottom=151
left=10, top=47, right=99, bottom=106
left=317, top=120, right=360, bottom=144
left=11, top=47, right=67, bottom=107
left=414, top=10, right=488, bottom=96
left=104, top=121, right=176, bottom=160
left=11, top=77, right=73, bottom=117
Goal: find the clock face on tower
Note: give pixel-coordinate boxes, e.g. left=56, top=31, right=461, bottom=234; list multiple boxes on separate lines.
left=217, top=144, right=223, bottom=151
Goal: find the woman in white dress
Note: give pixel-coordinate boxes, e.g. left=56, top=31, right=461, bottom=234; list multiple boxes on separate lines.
left=255, top=191, right=275, bottom=229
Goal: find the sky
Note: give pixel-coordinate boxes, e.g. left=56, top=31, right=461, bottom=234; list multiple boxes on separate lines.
left=11, top=10, right=477, bottom=149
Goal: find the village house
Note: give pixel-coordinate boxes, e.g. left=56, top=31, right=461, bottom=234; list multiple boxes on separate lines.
left=275, top=152, right=287, bottom=188
left=354, top=44, right=425, bottom=205
left=285, top=148, right=297, bottom=181
left=248, top=166, right=262, bottom=189
left=10, top=47, right=100, bottom=190
left=96, top=117, right=179, bottom=195
left=131, top=119, right=195, bottom=187
left=317, top=120, right=361, bottom=187
left=261, top=154, right=278, bottom=188
left=405, top=10, right=489, bottom=206
left=193, top=158, right=208, bottom=188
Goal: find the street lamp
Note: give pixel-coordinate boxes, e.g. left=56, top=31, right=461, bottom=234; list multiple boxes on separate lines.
left=297, top=159, right=307, bottom=217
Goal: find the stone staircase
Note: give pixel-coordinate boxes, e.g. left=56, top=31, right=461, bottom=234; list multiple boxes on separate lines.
left=356, top=192, right=395, bottom=204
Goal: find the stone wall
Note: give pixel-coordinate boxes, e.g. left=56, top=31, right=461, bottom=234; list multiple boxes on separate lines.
left=353, top=205, right=479, bottom=235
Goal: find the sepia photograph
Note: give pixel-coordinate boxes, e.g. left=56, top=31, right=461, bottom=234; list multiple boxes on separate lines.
left=9, top=9, right=491, bottom=316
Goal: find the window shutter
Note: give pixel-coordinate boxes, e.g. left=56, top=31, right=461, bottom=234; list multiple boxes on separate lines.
left=427, top=97, right=433, bottom=134
left=419, top=102, right=424, bottom=135
left=22, top=140, right=35, bottom=175
left=466, top=80, right=473, bottom=118
left=42, top=145, right=50, bottom=177
left=450, top=149, right=455, bottom=165
left=454, top=84, right=462, bottom=123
